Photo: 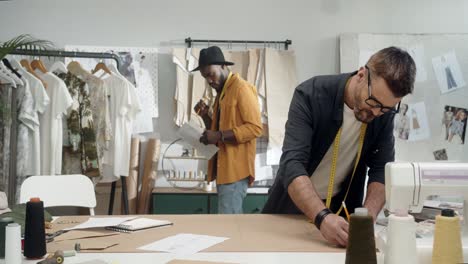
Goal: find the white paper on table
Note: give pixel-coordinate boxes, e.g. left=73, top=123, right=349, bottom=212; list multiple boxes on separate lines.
left=64, top=217, right=137, bottom=231
left=138, top=233, right=229, bottom=255
left=177, top=120, right=219, bottom=159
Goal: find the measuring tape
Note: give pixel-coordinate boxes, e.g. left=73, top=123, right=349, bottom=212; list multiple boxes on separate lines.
left=219, top=72, right=233, bottom=101
left=325, top=123, right=367, bottom=214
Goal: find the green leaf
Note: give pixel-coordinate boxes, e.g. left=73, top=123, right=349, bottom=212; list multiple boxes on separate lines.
left=0, top=34, right=54, bottom=60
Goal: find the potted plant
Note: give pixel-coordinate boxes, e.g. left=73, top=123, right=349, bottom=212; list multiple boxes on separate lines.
left=0, top=34, right=53, bottom=118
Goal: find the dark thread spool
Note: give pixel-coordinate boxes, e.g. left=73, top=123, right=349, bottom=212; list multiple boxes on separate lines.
left=345, top=207, right=377, bottom=264
left=0, top=217, right=14, bottom=258
left=24, top=197, right=46, bottom=259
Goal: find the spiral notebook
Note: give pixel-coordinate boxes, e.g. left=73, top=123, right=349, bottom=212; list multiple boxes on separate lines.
left=105, top=218, right=173, bottom=233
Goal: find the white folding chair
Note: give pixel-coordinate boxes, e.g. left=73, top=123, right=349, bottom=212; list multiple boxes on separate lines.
left=20, top=175, right=96, bottom=215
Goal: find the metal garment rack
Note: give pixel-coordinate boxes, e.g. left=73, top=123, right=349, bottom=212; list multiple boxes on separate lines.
left=10, top=49, right=129, bottom=215
left=185, top=37, right=292, bottom=50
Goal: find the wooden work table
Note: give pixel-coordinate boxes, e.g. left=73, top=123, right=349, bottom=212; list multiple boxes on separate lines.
left=2, top=215, right=460, bottom=263
left=45, top=214, right=340, bottom=254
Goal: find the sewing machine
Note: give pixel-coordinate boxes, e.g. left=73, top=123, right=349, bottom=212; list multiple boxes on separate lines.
left=385, top=162, right=468, bottom=231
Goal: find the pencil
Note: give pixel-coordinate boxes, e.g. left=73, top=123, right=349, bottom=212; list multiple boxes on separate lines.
left=342, top=201, right=351, bottom=222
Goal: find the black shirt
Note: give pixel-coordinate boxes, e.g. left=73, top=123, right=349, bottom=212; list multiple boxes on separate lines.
left=262, top=72, right=395, bottom=215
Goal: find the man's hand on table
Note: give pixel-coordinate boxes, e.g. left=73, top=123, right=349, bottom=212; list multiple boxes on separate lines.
left=319, top=214, right=349, bottom=247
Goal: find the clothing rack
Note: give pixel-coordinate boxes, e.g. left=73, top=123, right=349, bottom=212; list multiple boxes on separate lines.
left=9, top=49, right=129, bottom=215
left=185, top=37, right=292, bottom=50
left=10, top=49, right=122, bottom=68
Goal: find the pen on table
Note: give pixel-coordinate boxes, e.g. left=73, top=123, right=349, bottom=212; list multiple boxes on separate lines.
left=342, top=201, right=351, bottom=222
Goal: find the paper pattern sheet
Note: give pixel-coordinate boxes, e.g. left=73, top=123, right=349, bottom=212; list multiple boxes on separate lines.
left=138, top=233, right=229, bottom=255
left=264, top=49, right=298, bottom=165
left=177, top=120, right=218, bottom=159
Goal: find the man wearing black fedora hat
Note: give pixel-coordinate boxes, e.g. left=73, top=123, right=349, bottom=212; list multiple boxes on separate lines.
left=193, top=46, right=262, bottom=214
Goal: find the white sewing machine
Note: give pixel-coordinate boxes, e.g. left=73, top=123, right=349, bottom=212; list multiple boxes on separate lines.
left=382, top=162, right=468, bottom=262
left=385, top=162, right=468, bottom=231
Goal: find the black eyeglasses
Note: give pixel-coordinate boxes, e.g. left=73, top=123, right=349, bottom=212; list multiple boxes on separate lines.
left=364, top=65, right=400, bottom=114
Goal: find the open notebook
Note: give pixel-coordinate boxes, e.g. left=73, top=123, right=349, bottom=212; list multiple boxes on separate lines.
left=105, top=218, right=173, bottom=233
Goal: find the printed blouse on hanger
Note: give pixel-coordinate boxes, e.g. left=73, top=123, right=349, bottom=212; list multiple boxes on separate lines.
left=54, top=70, right=100, bottom=177
left=67, top=62, right=112, bottom=183
left=0, top=78, right=13, bottom=195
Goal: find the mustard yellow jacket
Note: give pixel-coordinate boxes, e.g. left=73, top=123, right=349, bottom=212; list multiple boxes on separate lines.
left=208, top=73, right=262, bottom=184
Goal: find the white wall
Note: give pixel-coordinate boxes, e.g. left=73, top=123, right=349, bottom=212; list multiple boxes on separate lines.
left=2, top=0, right=468, bottom=144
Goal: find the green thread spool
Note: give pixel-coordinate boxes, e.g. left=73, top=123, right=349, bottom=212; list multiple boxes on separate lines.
left=345, top=207, right=377, bottom=264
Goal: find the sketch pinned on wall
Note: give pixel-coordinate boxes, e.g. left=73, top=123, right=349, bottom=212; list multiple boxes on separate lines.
left=441, top=105, right=468, bottom=145
left=432, top=51, right=466, bottom=94
left=442, top=105, right=455, bottom=141
left=118, top=52, right=136, bottom=85
left=394, top=103, right=410, bottom=140
left=408, top=102, right=430, bottom=142
left=433, top=149, right=448, bottom=161
left=407, top=45, right=428, bottom=82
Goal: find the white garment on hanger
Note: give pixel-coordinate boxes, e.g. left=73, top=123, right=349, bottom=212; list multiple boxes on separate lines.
left=131, top=61, right=154, bottom=134
left=0, top=62, right=24, bottom=87
left=100, top=74, right=140, bottom=182
left=0, top=69, right=15, bottom=86
left=37, top=72, right=73, bottom=175
left=109, top=61, right=154, bottom=134
left=13, top=62, right=49, bottom=175
left=0, top=64, right=17, bottom=88
left=15, top=77, right=37, bottom=201
left=49, top=61, right=68, bottom=74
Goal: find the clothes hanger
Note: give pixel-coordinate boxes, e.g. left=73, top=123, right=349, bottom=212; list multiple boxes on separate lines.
left=92, top=59, right=112, bottom=75
left=49, top=61, right=68, bottom=74
left=31, top=56, right=48, bottom=73
left=49, top=51, right=68, bottom=73
left=107, top=63, right=122, bottom=76
left=2, top=59, right=22, bottom=78
left=0, top=68, right=14, bottom=85
left=0, top=61, right=23, bottom=87
left=0, top=65, right=16, bottom=88
left=20, top=59, right=48, bottom=89
left=67, top=60, right=88, bottom=77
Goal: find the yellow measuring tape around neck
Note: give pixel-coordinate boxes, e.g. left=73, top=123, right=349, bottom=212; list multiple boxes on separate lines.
left=325, top=123, right=367, bottom=214
left=220, top=72, right=233, bottom=101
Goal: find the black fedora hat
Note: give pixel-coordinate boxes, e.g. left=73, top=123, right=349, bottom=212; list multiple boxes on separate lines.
left=191, top=46, right=234, bottom=72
